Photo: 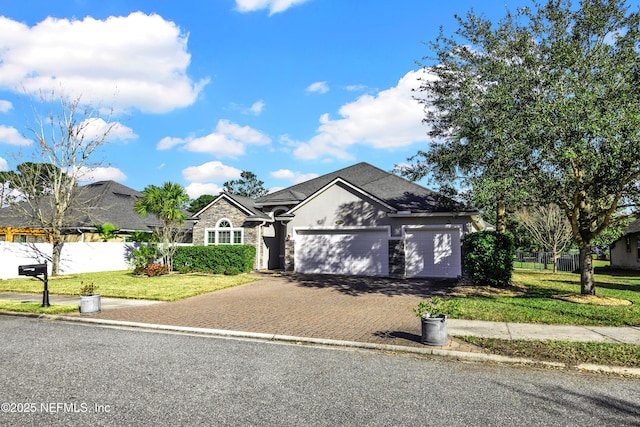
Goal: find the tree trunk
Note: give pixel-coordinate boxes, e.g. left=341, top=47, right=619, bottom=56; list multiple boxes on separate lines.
left=51, top=239, right=62, bottom=276
left=496, top=199, right=507, bottom=234
left=579, top=244, right=595, bottom=295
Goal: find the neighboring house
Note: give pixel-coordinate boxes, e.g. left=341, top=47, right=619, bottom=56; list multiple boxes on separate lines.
left=610, top=219, right=640, bottom=270
left=0, top=180, right=173, bottom=242
left=192, top=162, right=482, bottom=278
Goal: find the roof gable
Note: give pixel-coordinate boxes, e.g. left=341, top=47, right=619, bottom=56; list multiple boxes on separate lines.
left=288, top=177, right=396, bottom=215
left=193, top=192, right=271, bottom=221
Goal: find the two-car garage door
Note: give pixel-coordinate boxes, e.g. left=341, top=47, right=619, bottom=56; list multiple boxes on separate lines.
left=294, top=226, right=462, bottom=278
left=294, top=228, right=389, bottom=276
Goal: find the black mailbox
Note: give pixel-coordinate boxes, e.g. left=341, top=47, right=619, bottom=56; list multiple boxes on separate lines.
left=17, top=262, right=49, bottom=307
left=18, top=263, right=48, bottom=277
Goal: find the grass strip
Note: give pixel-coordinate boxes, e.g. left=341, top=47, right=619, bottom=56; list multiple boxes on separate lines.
left=461, top=336, right=640, bottom=368
left=0, top=300, right=78, bottom=315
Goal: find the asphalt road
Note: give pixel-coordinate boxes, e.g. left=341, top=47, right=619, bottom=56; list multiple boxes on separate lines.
left=0, top=316, right=638, bottom=426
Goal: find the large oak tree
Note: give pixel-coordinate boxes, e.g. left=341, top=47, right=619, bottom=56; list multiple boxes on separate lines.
left=402, top=0, right=640, bottom=294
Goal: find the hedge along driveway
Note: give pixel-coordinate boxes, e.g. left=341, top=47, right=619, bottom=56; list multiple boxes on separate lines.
left=0, top=270, right=258, bottom=302
left=173, top=245, right=256, bottom=275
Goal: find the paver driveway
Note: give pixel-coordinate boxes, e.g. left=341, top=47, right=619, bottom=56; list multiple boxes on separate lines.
left=86, top=272, right=480, bottom=351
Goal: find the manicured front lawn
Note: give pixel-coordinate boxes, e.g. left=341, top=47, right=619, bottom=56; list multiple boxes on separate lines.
left=452, top=269, right=640, bottom=326
left=0, top=270, right=258, bottom=302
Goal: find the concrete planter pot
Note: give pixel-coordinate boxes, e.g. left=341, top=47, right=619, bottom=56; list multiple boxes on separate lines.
left=420, top=314, right=448, bottom=346
left=80, top=294, right=101, bottom=315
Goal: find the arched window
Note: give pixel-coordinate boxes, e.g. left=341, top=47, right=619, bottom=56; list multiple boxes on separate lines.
left=206, top=219, right=243, bottom=245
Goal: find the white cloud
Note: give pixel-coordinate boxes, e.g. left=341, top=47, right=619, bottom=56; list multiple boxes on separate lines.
left=293, top=69, right=432, bottom=160
left=0, top=156, right=7, bottom=171
left=216, top=119, right=270, bottom=145
left=0, top=100, right=12, bottom=112
left=346, top=84, right=367, bottom=92
left=78, top=118, right=137, bottom=143
left=306, top=81, right=329, bottom=94
left=0, top=13, right=208, bottom=113
left=0, top=125, right=31, bottom=145
left=185, top=133, right=246, bottom=157
left=182, top=161, right=242, bottom=183
left=185, top=182, right=225, bottom=199
left=249, top=100, right=265, bottom=115
left=157, top=119, right=271, bottom=157
left=230, top=100, right=265, bottom=115
left=183, top=161, right=242, bottom=198
left=235, top=0, right=310, bottom=15
left=76, top=166, right=127, bottom=183
left=271, top=169, right=318, bottom=184
left=156, top=137, right=184, bottom=150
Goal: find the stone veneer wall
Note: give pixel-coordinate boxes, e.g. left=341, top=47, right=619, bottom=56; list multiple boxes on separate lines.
left=284, top=238, right=295, bottom=271
left=388, top=239, right=405, bottom=276
left=192, top=198, right=260, bottom=267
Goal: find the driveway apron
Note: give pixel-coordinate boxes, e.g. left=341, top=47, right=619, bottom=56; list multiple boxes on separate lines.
left=77, top=273, right=481, bottom=352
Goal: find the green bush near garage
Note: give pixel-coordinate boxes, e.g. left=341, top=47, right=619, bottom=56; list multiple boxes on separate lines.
left=463, top=230, right=515, bottom=287
left=173, top=245, right=256, bottom=275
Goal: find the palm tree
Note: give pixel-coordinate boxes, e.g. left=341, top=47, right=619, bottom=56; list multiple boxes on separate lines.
left=134, top=182, right=189, bottom=269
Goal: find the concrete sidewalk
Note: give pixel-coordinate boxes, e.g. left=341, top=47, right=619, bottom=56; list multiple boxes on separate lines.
left=448, top=319, right=640, bottom=345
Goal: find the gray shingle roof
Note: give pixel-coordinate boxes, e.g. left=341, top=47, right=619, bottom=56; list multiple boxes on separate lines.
left=257, top=162, right=471, bottom=213
left=71, top=180, right=164, bottom=231
left=0, top=180, right=164, bottom=232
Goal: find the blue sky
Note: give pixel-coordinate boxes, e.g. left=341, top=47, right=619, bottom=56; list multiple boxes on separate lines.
left=0, top=0, right=623, bottom=198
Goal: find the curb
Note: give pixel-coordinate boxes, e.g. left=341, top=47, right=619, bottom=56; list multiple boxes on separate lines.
left=3, top=311, right=639, bottom=377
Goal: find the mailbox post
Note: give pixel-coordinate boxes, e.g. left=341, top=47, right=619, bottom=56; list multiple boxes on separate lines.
left=18, top=263, right=49, bottom=307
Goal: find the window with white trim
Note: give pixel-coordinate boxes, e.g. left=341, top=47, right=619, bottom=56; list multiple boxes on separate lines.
left=206, top=219, right=243, bottom=245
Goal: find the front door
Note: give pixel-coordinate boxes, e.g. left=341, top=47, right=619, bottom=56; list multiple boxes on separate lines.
left=265, top=220, right=286, bottom=270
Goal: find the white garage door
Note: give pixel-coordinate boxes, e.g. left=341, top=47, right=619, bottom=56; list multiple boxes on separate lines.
left=295, top=229, right=389, bottom=276
left=405, top=227, right=461, bottom=278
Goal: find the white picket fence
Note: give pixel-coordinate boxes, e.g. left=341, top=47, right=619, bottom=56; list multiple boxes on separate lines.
left=0, top=242, right=141, bottom=279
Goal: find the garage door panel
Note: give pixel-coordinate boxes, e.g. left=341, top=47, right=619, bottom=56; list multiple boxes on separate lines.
left=405, top=229, right=461, bottom=278
left=295, top=230, right=388, bottom=276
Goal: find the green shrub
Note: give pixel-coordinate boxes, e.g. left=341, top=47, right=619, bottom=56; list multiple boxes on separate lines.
left=173, top=245, right=256, bottom=275
left=129, top=243, right=159, bottom=274
left=462, top=230, right=514, bottom=287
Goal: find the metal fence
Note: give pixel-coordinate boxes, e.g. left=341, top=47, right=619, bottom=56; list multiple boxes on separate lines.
left=514, top=251, right=580, bottom=272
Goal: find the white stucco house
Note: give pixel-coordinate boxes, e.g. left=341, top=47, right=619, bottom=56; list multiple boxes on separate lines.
left=191, top=162, right=483, bottom=278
